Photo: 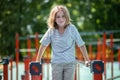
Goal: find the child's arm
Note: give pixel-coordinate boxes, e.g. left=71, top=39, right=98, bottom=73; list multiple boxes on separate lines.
left=36, top=45, right=47, bottom=62
left=79, top=45, right=91, bottom=66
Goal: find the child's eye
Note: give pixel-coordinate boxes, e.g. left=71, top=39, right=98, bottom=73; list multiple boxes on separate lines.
left=62, top=15, right=65, bottom=18
left=56, top=16, right=60, bottom=18
left=56, top=15, right=65, bottom=18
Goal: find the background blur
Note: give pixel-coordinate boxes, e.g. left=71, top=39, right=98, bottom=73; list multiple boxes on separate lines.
left=0, top=0, right=120, bottom=60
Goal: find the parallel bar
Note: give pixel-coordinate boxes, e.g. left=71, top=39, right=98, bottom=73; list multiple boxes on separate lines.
left=19, top=49, right=36, bottom=52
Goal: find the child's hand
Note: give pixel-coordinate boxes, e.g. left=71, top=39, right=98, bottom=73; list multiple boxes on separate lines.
left=85, top=60, right=91, bottom=67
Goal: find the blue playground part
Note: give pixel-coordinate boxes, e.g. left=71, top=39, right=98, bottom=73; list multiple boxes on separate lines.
left=0, top=58, right=9, bottom=65
left=90, top=60, right=104, bottom=74
left=29, top=62, right=42, bottom=75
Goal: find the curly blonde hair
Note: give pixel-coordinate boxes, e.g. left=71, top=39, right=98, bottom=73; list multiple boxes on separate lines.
left=47, top=5, right=71, bottom=29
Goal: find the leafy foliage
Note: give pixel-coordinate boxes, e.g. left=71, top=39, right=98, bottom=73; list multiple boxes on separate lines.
left=0, top=0, right=120, bottom=57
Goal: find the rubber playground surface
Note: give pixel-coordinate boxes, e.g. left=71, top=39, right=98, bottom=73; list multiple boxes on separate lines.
left=0, top=62, right=120, bottom=80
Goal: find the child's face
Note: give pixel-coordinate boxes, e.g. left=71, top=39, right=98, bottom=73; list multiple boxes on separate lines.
left=55, top=10, right=66, bottom=28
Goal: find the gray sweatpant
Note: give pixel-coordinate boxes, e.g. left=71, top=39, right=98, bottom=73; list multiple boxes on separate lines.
left=51, top=62, right=76, bottom=80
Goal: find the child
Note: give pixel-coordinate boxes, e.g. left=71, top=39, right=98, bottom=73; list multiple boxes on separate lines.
left=36, top=5, right=90, bottom=80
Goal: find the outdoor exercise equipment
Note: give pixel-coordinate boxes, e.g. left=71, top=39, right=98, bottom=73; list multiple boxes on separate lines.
left=15, top=33, right=19, bottom=80
left=29, top=61, right=42, bottom=80
left=77, top=60, right=104, bottom=80
left=0, top=58, right=9, bottom=80
left=15, top=33, right=40, bottom=80
left=90, top=60, right=104, bottom=80
left=22, top=56, right=31, bottom=80
left=14, top=32, right=120, bottom=80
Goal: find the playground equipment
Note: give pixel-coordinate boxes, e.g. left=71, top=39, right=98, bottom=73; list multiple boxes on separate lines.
left=14, top=32, right=120, bottom=80
left=29, top=62, right=42, bottom=80
left=29, top=60, right=104, bottom=80
left=0, top=31, right=120, bottom=80
left=90, top=60, right=104, bottom=80
left=0, top=57, right=13, bottom=80
left=15, top=32, right=40, bottom=80
left=0, top=58, right=9, bottom=80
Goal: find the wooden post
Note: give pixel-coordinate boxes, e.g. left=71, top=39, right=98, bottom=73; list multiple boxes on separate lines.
left=89, top=44, right=93, bottom=60
left=94, top=74, right=102, bottom=80
left=91, top=60, right=104, bottom=80
left=3, top=58, right=9, bottom=80
left=96, top=39, right=101, bottom=60
left=15, top=33, right=19, bottom=80
left=102, top=32, right=106, bottom=80
left=24, top=57, right=30, bottom=80
left=35, top=32, right=39, bottom=60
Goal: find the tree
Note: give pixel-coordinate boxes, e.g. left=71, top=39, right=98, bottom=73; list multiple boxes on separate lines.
left=0, top=0, right=120, bottom=57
